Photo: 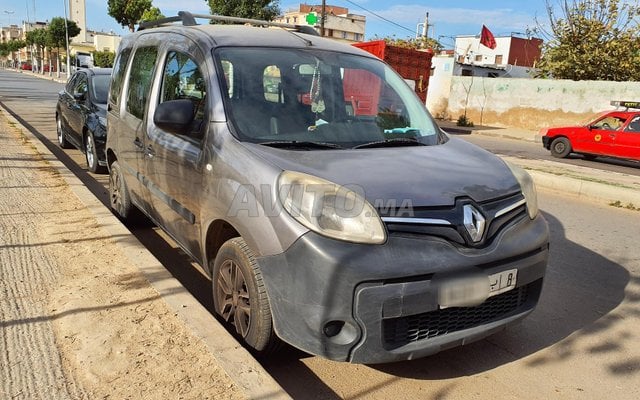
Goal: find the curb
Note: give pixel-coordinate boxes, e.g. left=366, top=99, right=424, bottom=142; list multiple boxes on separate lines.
left=0, top=105, right=291, bottom=400
left=501, top=155, right=640, bottom=207
left=8, top=68, right=68, bottom=84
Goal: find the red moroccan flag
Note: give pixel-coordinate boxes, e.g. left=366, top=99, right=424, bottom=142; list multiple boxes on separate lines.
left=480, top=25, right=497, bottom=49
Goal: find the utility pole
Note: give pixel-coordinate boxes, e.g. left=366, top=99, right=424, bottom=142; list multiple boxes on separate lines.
left=320, top=0, right=326, bottom=37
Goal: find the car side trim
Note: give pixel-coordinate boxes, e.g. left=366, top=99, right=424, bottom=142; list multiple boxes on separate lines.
left=122, top=162, right=196, bottom=224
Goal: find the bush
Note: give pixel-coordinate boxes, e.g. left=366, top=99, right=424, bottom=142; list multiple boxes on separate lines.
left=456, top=115, right=474, bottom=127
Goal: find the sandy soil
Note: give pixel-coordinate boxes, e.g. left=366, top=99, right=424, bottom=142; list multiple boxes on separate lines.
left=0, top=112, right=243, bottom=399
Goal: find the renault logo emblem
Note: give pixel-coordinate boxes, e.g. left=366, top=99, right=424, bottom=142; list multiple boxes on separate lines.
left=463, top=204, right=486, bottom=243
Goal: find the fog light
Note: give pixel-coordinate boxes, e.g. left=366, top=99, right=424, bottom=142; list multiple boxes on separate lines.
left=323, top=320, right=359, bottom=345
left=323, top=320, right=345, bottom=337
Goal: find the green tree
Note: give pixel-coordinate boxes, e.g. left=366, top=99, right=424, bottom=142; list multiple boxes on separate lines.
left=47, top=17, right=81, bottom=76
left=92, top=50, right=116, bottom=67
left=26, top=28, right=49, bottom=73
left=108, top=0, right=153, bottom=32
left=141, top=6, right=165, bottom=22
left=537, top=0, right=640, bottom=81
left=207, top=0, right=280, bottom=21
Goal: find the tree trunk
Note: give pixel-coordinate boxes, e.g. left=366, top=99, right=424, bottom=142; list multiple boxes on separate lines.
left=56, top=47, right=61, bottom=79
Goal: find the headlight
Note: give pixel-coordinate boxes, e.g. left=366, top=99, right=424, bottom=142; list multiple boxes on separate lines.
left=505, top=162, right=538, bottom=219
left=278, top=171, right=386, bottom=244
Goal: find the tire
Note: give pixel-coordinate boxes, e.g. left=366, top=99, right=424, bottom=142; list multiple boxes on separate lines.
left=56, top=114, right=72, bottom=149
left=85, top=133, right=106, bottom=174
left=550, top=137, right=572, bottom=158
left=212, top=237, right=279, bottom=354
left=109, top=160, right=136, bottom=221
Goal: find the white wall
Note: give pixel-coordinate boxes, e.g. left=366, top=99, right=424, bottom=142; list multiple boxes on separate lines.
left=446, top=76, right=640, bottom=129
left=426, top=55, right=455, bottom=118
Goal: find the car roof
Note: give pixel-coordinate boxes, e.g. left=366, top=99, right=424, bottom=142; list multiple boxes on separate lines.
left=120, top=23, right=375, bottom=59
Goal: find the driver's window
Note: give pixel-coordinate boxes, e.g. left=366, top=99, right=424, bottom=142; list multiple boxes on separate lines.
left=74, top=75, right=88, bottom=96
left=593, top=116, right=624, bottom=130
left=626, top=116, right=640, bottom=133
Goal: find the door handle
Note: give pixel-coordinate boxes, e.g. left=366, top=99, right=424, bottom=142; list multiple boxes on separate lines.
left=145, top=145, right=155, bottom=158
left=133, top=137, right=144, bottom=150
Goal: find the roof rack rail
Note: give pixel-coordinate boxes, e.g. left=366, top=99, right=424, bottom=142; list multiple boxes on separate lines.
left=138, top=10, right=319, bottom=36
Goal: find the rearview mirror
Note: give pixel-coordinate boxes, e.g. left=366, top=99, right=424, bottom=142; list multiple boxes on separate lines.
left=153, top=99, right=195, bottom=134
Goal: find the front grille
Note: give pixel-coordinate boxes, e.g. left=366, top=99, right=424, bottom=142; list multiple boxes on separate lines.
left=383, top=284, right=530, bottom=349
left=381, top=194, right=527, bottom=248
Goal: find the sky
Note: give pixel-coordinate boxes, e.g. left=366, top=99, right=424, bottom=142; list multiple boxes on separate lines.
left=0, top=0, right=550, bottom=48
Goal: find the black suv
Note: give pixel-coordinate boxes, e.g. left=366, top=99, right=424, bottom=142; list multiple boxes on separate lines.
left=56, top=68, right=112, bottom=173
left=105, top=12, right=549, bottom=363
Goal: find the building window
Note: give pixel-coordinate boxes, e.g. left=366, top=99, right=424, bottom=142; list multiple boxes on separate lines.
left=475, top=54, right=482, bottom=62
left=495, top=55, right=504, bottom=64
left=328, top=29, right=334, bottom=37
left=293, top=16, right=297, bottom=23
left=342, top=31, right=347, bottom=39
left=285, top=17, right=289, bottom=23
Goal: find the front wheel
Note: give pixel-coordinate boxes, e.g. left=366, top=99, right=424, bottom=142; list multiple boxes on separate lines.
left=550, top=137, right=572, bottom=158
left=85, top=133, right=106, bottom=174
left=212, top=238, right=279, bottom=354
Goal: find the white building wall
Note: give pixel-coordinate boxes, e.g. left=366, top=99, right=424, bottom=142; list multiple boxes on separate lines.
left=426, top=55, right=455, bottom=118
left=447, top=76, right=640, bottom=129
left=455, top=36, right=511, bottom=66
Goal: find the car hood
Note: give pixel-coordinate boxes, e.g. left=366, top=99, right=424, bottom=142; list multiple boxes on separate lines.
left=244, top=137, right=521, bottom=207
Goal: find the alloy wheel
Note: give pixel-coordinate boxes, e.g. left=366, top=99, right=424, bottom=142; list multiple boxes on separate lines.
left=216, top=259, right=251, bottom=337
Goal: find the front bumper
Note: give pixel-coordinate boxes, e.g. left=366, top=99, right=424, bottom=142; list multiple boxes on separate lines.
left=257, top=213, right=549, bottom=363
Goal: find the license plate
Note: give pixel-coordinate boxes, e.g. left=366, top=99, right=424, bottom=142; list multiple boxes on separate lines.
left=438, top=269, right=518, bottom=308
left=488, top=268, right=518, bottom=297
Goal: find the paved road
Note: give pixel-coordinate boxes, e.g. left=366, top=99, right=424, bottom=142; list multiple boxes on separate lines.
left=2, top=69, right=639, bottom=398
left=458, top=134, right=640, bottom=176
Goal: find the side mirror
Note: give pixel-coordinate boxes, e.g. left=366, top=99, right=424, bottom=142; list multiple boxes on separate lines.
left=74, top=92, right=86, bottom=101
left=153, top=99, right=195, bottom=134
left=587, top=125, right=593, bottom=131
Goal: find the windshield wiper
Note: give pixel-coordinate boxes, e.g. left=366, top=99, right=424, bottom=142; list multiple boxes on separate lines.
left=259, top=140, right=344, bottom=150
left=352, top=138, right=427, bottom=149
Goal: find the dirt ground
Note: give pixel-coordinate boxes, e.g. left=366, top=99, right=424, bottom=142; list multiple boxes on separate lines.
left=0, top=112, right=243, bottom=399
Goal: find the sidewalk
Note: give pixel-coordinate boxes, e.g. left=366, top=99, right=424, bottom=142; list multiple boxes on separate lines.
left=0, top=109, right=288, bottom=398
left=437, top=119, right=541, bottom=142
left=3, top=67, right=68, bottom=84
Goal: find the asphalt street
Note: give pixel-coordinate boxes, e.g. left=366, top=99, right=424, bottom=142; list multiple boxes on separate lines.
left=1, top=69, right=639, bottom=398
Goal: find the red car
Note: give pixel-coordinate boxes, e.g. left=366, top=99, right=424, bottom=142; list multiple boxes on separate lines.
left=542, top=101, right=640, bottom=161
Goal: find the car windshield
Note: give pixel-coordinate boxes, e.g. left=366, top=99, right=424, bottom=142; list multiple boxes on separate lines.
left=91, top=74, right=110, bottom=104
left=215, top=47, right=441, bottom=148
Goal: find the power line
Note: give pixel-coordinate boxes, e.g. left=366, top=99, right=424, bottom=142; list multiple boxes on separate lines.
left=340, top=0, right=415, bottom=35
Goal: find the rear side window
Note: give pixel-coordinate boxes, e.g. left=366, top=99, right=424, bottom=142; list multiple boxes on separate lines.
left=109, top=48, right=132, bottom=108
left=126, top=46, right=158, bottom=119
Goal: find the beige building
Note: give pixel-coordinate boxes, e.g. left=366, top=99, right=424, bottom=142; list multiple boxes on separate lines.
left=275, top=4, right=366, bottom=43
